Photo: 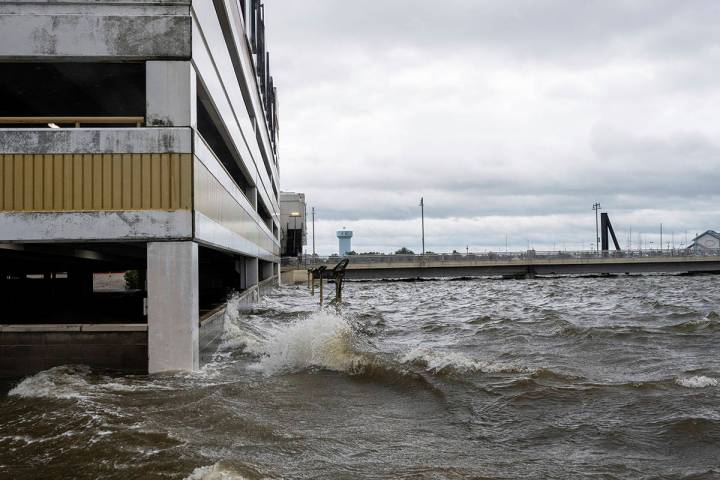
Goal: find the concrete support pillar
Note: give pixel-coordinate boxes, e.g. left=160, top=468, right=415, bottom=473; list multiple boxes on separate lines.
left=146, top=61, right=196, bottom=127
left=248, top=186, right=258, bottom=210
left=67, top=269, right=93, bottom=299
left=240, top=257, right=258, bottom=290
left=260, top=260, right=273, bottom=281
left=147, top=241, right=199, bottom=373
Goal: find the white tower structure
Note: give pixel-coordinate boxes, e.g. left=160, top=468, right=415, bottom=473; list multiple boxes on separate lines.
left=337, top=229, right=353, bottom=256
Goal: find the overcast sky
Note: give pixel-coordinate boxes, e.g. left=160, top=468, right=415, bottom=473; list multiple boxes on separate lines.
left=265, top=0, right=720, bottom=255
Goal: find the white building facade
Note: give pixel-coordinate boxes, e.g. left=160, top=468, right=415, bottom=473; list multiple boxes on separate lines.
left=689, top=231, right=720, bottom=252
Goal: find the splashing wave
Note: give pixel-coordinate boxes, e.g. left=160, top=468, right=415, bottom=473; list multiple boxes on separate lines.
left=675, top=376, right=718, bottom=388
left=8, top=365, right=93, bottom=399
left=185, top=461, right=255, bottom=480
left=249, top=309, right=373, bottom=375
left=400, top=347, right=537, bottom=375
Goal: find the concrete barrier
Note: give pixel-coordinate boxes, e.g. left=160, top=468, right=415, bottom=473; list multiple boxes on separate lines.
left=0, top=324, right=148, bottom=378
left=281, top=269, right=307, bottom=285
left=198, top=278, right=278, bottom=364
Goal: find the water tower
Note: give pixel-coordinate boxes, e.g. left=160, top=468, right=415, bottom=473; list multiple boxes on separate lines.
left=337, top=228, right=353, bottom=256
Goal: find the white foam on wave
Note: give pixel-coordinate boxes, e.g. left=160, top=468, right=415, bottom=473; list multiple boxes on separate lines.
left=8, top=365, right=93, bottom=399
left=675, top=376, right=718, bottom=388
left=185, top=462, right=250, bottom=480
left=219, top=293, right=268, bottom=354
left=7, top=364, right=179, bottom=400
left=400, top=347, right=536, bottom=375
left=250, top=309, right=367, bottom=375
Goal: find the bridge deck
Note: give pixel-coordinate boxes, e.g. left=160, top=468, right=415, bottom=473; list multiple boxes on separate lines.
left=288, top=253, right=720, bottom=280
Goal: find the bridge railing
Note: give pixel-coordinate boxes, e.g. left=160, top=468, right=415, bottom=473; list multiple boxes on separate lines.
left=281, top=248, right=720, bottom=268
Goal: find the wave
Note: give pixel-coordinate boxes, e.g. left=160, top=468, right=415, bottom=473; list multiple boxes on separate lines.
left=249, top=309, right=369, bottom=375
left=466, top=315, right=495, bottom=325
left=7, top=364, right=180, bottom=401
left=558, top=323, right=659, bottom=339
left=660, top=416, right=720, bottom=437
left=242, top=310, right=444, bottom=395
left=668, top=312, right=720, bottom=333
left=8, top=365, right=93, bottom=399
left=185, top=461, right=260, bottom=480
left=400, top=347, right=537, bottom=376
left=219, top=293, right=275, bottom=354
left=675, top=376, right=718, bottom=388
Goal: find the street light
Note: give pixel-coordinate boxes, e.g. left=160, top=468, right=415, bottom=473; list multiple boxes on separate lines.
left=311, top=207, right=316, bottom=257
left=592, top=202, right=601, bottom=252
left=419, top=197, right=425, bottom=255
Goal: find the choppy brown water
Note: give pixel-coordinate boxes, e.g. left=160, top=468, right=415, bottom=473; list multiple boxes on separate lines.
left=2, top=275, right=720, bottom=479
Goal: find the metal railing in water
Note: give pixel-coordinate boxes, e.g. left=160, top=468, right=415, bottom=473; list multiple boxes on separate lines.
left=282, top=248, right=720, bottom=268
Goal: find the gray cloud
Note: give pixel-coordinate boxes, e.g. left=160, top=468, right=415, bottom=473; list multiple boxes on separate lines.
left=265, top=1, right=720, bottom=254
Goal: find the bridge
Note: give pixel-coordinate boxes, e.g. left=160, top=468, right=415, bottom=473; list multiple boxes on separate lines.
left=283, top=250, right=720, bottom=280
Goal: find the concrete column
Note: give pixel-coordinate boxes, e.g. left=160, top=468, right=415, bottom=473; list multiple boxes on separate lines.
left=240, top=257, right=259, bottom=290
left=248, top=186, right=258, bottom=210
left=260, top=260, right=273, bottom=281
left=146, top=61, right=196, bottom=127
left=67, top=269, right=93, bottom=299
left=147, top=241, right=199, bottom=373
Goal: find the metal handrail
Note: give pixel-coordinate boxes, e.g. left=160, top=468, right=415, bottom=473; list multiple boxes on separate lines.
left=0, top=116, right=145, bottom=127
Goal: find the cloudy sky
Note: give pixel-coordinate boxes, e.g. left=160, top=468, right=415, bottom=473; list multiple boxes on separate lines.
left=265, top=0, right=720, bottom=255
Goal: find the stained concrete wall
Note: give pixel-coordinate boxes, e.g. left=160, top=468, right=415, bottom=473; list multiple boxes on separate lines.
left=0, top=326, right=147, bottom=378
left=281, top=269, right=309, bottom=285
left=146, top=61, right=196, bottom=127
left=147, top=241, right=199, bottom=373
left=0, top=2, right=191, bottom=60
left=0, top=211, right=192, bottom=242
left=0, top=129, right=191, bottom=155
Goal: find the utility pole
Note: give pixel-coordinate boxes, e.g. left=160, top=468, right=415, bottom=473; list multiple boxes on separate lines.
left=592, top=202, right=601, bottom=252
left=420, top=197, right=425, bottom=255
left=660, top=223, right=663, bottom=252
left=311, top=207, right=316, bottom=257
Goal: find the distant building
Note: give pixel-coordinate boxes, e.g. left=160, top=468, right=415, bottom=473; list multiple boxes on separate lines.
left=280, top=192, right=307, bottom=256
left=688, top=230, right=720, bottom=252
left=337, top=229, right=353, bottom=256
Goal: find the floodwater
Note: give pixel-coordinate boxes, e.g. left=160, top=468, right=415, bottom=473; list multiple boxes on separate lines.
left=1, top=275, right=720, bottom=479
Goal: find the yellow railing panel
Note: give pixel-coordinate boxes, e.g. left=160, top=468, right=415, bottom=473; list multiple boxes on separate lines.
left=0, top=153, right=191, bottom=211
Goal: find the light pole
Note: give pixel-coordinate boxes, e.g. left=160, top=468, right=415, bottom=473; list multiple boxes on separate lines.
left=311, top=207, right=316, bottom=257
left=419, top=197, right=425, bottom=255
left=592, top=202, right=601, bottom=253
